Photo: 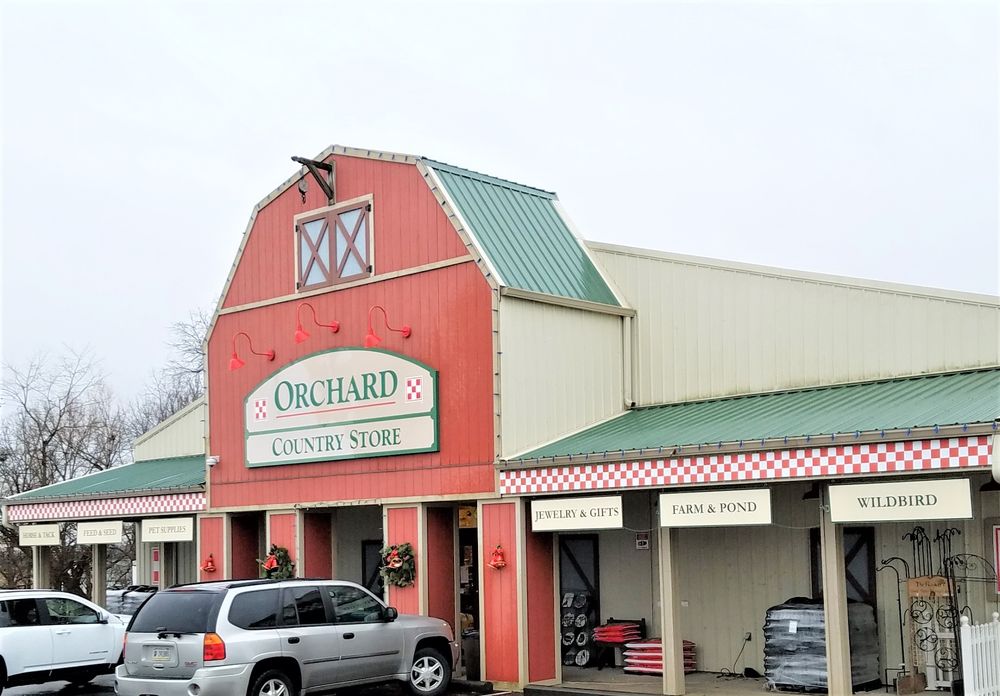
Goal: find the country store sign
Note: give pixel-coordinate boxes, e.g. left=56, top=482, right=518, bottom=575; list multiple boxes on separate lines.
left=244, top=348, right=438, bottom=468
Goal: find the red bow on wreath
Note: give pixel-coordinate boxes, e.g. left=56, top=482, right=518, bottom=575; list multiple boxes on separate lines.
left=386, top=549, right=403, bottom=569
left=262, top=554, right=278, bottom=572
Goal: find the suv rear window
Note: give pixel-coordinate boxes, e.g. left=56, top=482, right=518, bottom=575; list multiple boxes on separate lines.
left=130, top=591, right=218, bottom=633
left=229, top=589, right=279, bottom=630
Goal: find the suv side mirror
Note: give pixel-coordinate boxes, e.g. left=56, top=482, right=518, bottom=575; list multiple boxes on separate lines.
left=383, top=606, right=399, bottom=622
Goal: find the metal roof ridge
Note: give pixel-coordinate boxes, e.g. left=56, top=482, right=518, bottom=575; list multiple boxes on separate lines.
left=422, top=158, right=556, bottom=198
left=629, top=367, right=1000, bottom=413
left=132, top=397, right=206, bottom=447
left=587, top=241, right=1000, bottom=305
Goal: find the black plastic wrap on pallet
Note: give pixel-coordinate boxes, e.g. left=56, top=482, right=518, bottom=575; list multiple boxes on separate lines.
left=763, top=599, right=880, bottom=692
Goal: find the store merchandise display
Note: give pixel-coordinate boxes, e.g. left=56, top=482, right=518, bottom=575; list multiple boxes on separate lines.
left=561, top=592, right=597, bottom=667
left=621, top=638, right=697, bottom=675
left=764, top=599, right=880, bottom=692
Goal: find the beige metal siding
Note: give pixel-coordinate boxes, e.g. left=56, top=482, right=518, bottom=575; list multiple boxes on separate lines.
left=676, top=483, right=816, bottom=675
left=591, top=244, right=1000, bottom=405
left=674, top=476, right=998, bottom=677
left=132, top=402, right=206, bottom=462
left=500, top=298, right=625, bottom=458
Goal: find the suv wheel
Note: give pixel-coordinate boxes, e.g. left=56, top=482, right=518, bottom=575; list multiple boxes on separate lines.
left=248, top=668, right=294, bottom=696
left=408, top=647, right=450, bottom=696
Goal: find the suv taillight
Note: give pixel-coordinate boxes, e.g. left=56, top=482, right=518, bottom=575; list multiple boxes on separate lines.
left=203, top=632, right=226, bottom=661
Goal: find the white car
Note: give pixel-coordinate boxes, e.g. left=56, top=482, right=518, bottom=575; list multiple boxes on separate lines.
left=0, top=589, right=126, bottom=692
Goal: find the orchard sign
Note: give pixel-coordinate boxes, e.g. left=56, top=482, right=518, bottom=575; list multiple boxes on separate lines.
left=245, top=348, right=438, bottom=468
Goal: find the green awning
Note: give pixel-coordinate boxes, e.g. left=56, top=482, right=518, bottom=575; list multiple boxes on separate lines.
left=5, top=456, right=205, bottom=504
left=518, top=369, right=1000, bottom=460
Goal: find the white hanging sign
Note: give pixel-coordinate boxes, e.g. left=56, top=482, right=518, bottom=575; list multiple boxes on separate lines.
left=531, top=496, right=623, bottom=532
left=19, top=524, right=60, bottom=546
left=828, top=478, right=972, bottom=523
left=77, top=520, right=123, bottom=544
left=141, top=517, right=194, bottom=543
left=659, top=489, right=772, bottom=527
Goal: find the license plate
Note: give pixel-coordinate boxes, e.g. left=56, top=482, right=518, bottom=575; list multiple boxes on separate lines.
left=152, top=647, right=171, bottom=662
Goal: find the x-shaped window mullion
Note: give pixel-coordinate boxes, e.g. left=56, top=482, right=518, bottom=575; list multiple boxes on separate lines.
left=334, top=209, right=367, bottom=277
left=300, top=219, right=331, bottom=285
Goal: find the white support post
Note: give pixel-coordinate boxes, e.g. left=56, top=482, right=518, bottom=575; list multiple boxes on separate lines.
left=658, top=526, right=685, bottom=696
left=91, top=544, right=107, bottom=607
left=32, top=546, right=51, bottom=589
left=820, top=490, right=852, bottom=695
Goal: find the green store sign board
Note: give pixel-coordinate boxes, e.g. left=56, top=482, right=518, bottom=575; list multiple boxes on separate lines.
left=244, top=348, right=438, bottom=468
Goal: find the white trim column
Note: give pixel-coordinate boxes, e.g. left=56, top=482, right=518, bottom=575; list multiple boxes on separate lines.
left=32, top=546, right=51, bottom=589
left=821, top=487, right=852, bottom=695
left=658, top=526, right=685, bottom=696
left=91, top=544, right=107, bottom=606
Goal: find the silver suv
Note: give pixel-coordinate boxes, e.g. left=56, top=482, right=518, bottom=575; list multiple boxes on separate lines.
left=115, top=579, right=458, bottom=696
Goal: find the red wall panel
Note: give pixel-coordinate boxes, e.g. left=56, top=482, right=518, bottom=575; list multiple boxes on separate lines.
left=526, top=524, right=556, bottom=682
left=230, top=513, right=261, bottom=579
left=198, top=517, right=224, bottom=582
left=207, top=261, right=495, bottom=508
left=303, top=512, right=332, bottom=579
left=223, top=156, right=468, bottom=309
left=268, top=512, right=298, bottom=564
left=426, top=507, right=456, bottom=630
left=386, top=507, right=419, bottom=615
left=481, top=502, right=519, bottom=684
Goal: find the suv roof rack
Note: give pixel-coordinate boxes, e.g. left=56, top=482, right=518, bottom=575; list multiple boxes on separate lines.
left=165, top=577, right=348, bottom=591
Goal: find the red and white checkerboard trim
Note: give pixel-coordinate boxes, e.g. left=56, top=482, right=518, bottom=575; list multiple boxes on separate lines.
left=6, top=492, right=206, bottom=522
left=500, top=436, right=993, bottom=495
left=254, top=399, right=267, bottom=421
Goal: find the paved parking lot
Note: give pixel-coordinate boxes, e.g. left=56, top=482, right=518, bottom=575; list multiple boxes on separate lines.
left=5, top=674, right=495, bottom=695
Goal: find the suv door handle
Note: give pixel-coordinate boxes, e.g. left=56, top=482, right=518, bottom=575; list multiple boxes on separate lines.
left=287, top=637, right=300, bottom=644
left=344, top=633, right=355, bottom=640
left=55, top=630, right=71, bottom=635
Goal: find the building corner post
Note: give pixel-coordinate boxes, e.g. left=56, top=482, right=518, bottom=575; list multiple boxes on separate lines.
left=91, top=544, right=107, bottom=606
left=658, top=526, right=685, bottom=696
left=820, top=487, right=852, bottom=694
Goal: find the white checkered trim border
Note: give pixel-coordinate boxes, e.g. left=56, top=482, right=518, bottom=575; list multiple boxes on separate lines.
left=6, top=492, right=206, bottom=522
left=500, top=436, right=993, bottom=495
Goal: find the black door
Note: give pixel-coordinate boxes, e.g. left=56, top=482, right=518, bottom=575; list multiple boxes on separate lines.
left=362, top=540, right=385, bottom=597
left=810, top=526, right=877, bottom=606
left=559, top=535, right=600, bottom=668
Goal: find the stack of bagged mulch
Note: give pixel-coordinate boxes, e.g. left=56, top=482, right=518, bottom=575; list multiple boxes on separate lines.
left=622, top=638, right=697, bottom=674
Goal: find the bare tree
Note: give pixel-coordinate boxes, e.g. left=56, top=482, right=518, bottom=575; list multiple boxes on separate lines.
left=165, top=308, right=211, bottom=385
left=0, top=351, right=128, bottom=594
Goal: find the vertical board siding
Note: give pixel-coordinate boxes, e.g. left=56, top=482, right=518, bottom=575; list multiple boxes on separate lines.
left=481, top=502, right=520, bottom=684
left=426, top=507, right=456, bottom=630
left=500, top=298, right=625, bottom=457
left=525, top=518, right=556, bottom=682
left=386, top=507, right=420, bottom=615
left=592, top=246, right=1000, bottom=405
left=223, top=157, right=468, bottom=309
left=303, top=513, right=332, bottom=579
left=208, top=262, right=495, bottom=508
left=268, top=512, right=298, bottom=563
left=133, top=403, right=206, bottom=462
left=676, top=484, right=816, bottom=674
left=230, top=514, right=261, bottom=579
left=198, top=517, right=224, bottom=581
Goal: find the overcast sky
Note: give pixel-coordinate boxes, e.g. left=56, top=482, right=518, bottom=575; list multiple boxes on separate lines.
left=2, top=1, right=997, bottom=402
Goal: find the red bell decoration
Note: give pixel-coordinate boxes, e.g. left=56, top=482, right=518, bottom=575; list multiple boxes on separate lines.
left=262, top=553, right=278, bottom=572
left=200, top=554, right=216, bottom=573
left=488, top=544, right=507, bottom=570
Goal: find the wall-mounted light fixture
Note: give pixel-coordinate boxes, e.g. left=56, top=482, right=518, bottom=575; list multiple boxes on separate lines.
left=294, top=301, right=340, bottom=344
left=229, top=331, right=275, bottom=371
left=364, top=305, right=411, bottom=348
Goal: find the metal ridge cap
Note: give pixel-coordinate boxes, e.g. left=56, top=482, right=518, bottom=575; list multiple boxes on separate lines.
left=499, top=422, right=998, bottom=470
left=422, top=158, right=556, bottom=198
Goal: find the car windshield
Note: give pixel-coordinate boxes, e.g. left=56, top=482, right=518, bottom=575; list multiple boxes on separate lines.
left=130, top=590, right=218, bottom=633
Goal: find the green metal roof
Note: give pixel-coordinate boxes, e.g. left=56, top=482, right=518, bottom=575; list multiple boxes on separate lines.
left=6, top=456, right=205, bottom=504
left=520, top=369, right=1000, bottom=460
left=425, top=160, right=620, bottom=307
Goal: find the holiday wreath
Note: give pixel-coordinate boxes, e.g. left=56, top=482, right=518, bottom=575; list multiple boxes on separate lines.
left=379, top=542, right=416, bottom=587
left=257, top=544, right=295, bottom=580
